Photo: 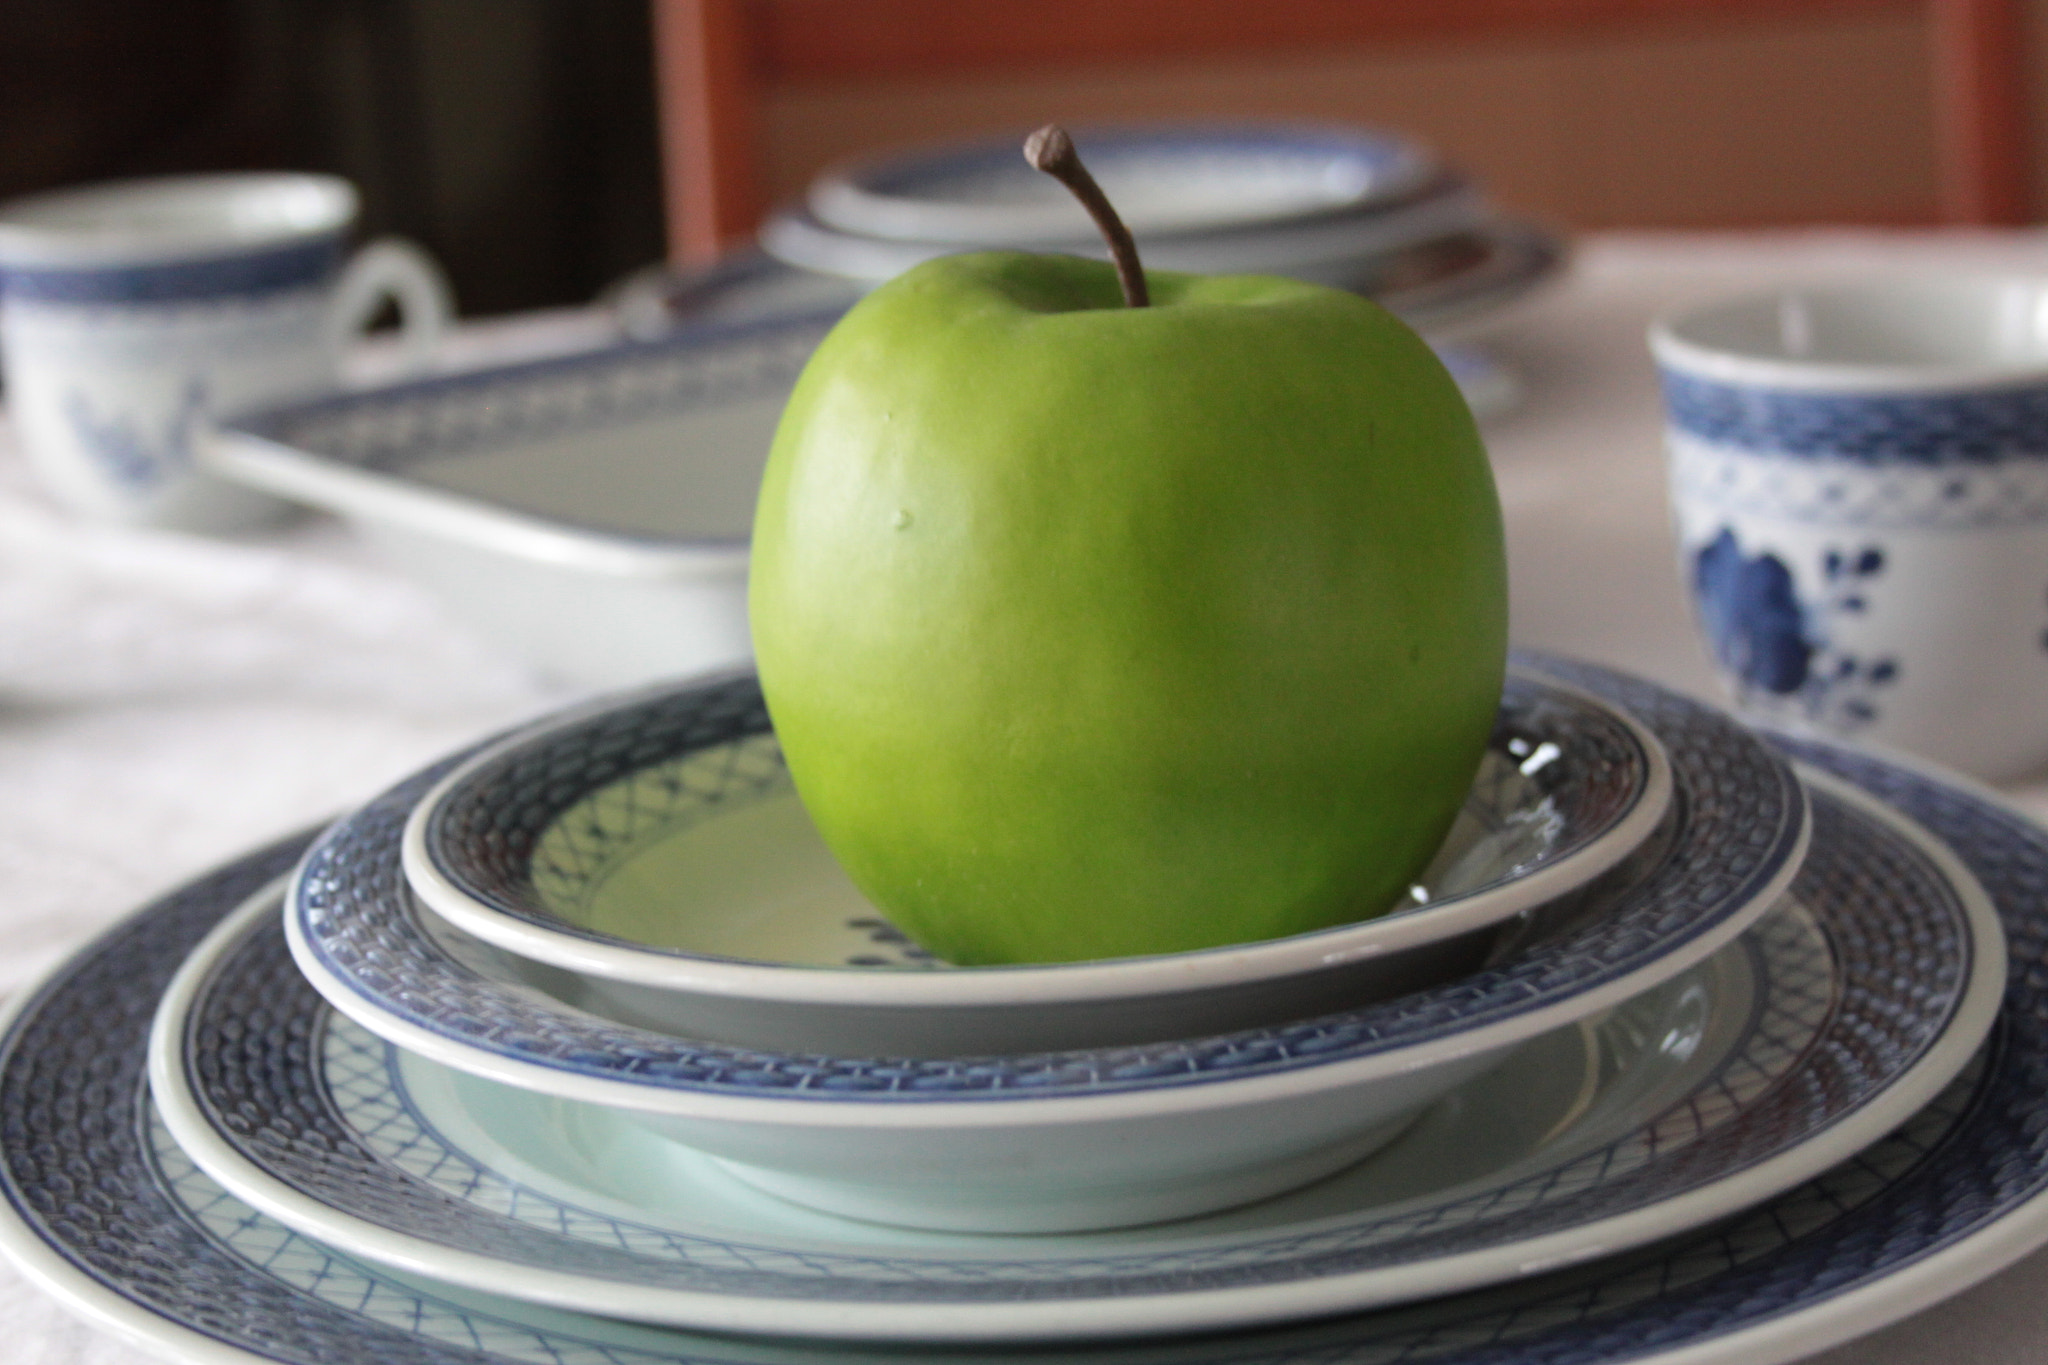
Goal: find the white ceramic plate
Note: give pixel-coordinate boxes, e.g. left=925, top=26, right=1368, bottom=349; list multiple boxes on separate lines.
left=210, top=311, right=838, bottom=690
left=155, top=769, right=1999, bottom=1340
left=805, top=124, right=1442, bottom=244
left=399, top=668, right=1673, bottom=1055
left=760, top=182, right=1494, bottom=282
left=2, top=726, right=2045, bottom=1365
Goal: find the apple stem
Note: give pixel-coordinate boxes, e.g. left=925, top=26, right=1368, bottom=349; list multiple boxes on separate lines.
left=1023, top=124, right=1149, bottom=308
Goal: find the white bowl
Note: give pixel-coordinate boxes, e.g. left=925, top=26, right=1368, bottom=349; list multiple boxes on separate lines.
left=398, top=665, right=1673, bottom=1055
left=287, top=657, right=1806, bottom=1234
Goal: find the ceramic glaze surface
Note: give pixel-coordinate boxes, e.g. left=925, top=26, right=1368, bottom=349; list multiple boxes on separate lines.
left=292, top=656, right=1799, bottom=1095
left=1653, top=280, right=2048, bottom=780
left=215, top=312, right=837, bottom=688
left=0, top=733, right=2043, bottom=1365
left=235, top=313, right=830, bottom=542
left=805, top=125, right=1441, bottom=243
left=152, top=768, right=1995, bottom=1336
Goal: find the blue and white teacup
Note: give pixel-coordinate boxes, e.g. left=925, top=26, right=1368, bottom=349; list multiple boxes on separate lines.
left=1652, top=278, right=2048, bottom=781
left=0, top=173, right=450, bottom=532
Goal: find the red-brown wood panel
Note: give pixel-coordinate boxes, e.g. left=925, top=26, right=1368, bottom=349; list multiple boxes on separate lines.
left=652, top=0, right=2031, bottom=259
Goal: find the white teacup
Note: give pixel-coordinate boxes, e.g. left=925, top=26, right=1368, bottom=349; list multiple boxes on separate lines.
left=0, top=173, right=451, bottom=532
left=1652, top=278, right=2048, bottom=781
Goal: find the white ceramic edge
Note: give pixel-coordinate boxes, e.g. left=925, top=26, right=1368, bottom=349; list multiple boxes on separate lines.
left=138, top=883, right=1649, bottom=1341
left=397, top=669, right=1674, bottom=1008
left=1605, top=735, right=2048, bottom=1365
left=0, top=1198, right=267, bottom=1365
left=204, top=429, right=748, bottom=580
left=805, top=127, right=1439, bottom=244
left=0, top=886, right=288, bottom=1365
left=1149, top=763, right=2005, bottom=1337
left=163, top=769, right=1999, bottom=1344
left=0, top=172, right=357, bottom=267
left=1646, top=276, right=2048, bottom=393
left=147, top=882, right=801, bottom=1340
left=3, top=773, right=2044, bottom=1365
left=291, top=788, right=1803, bottom=1131
left=759, top=185, right=1491, bottom=281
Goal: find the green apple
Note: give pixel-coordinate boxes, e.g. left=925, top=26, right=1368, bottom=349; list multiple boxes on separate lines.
left=749, top=250, right=1506, bottom=966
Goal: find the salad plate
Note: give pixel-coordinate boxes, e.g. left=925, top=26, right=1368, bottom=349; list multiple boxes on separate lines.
left=2, top=730, right=2047, bottom=1365
left=400, top=667, right=1674, bottom=1055
left=153, top=769, right=1999, bottom=1340
left=802, top=124, right=1443, bottom=244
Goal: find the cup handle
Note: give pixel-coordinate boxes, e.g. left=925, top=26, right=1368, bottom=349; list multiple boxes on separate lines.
left=328, top=237, right=453, bottom=375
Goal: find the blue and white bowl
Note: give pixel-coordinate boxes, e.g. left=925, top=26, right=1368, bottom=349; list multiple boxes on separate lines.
left=285, top=657, right=1804, bottom=1234
left=397, top=664, right=1673, bottom=1057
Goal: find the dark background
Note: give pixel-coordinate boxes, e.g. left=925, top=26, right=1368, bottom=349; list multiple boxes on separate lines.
left=0, top=0, right=668, bottom=317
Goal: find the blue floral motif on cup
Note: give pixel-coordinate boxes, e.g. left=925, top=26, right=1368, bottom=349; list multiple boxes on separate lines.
left=1692, top=528, right=1901, bottom=729
left=62, top=378, right=207, bottom=490
left=1693, top=529, right=1811, bottom=693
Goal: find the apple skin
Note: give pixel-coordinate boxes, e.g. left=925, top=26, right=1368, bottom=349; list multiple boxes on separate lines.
left=749, top=252, right=1507, bottom=966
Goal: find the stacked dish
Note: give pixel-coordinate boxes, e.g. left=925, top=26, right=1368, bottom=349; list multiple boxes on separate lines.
left=7, top=650, right=2044, bottom=1365
left=754, top=123, right=1562, bottom=338
left=622, top=123, right=1562, bottom=355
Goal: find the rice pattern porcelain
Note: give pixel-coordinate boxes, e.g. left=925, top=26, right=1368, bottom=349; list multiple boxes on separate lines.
left=210, top=310, right=838, bottom=688
left=5, top=732, right=2044, bottom=1365
left=158, top=768, right=2004, bottom=1338
left=285, top=657, right=1806, bottom=1234
left=399, top=663, right=1674, bottom=1056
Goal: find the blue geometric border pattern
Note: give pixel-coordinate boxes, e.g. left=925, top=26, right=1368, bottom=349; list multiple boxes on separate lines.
left=1670, top=436, right=2048, bottom=530
left=1660, top=368, right=2048, bottom=463
left=0, top=733, right=2032, bottom=1365
left=228, top=310, right=834, bottom=487
left=177, top=790, right=1949, bottom=1302
left=471, top=671, right=1648, bottom=959
left=0, top=235, right=344, bottom=305
left=291, top=654, right=1804, bottom=1099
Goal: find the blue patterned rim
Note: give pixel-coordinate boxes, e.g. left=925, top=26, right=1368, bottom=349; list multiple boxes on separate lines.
left=1659, top=368, right=2048, bottom=464
left=148, top=773, right=1985, bottom=1338
left=286, top=653, right=1805, bottom=1099
left=0, top=730, right=2040, bottom=1364
left=226, top=307, right=838, bottom=545
left=0, top=234, right=344, bottom=305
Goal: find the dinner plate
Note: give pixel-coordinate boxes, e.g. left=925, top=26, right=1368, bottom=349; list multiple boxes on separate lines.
left=151, top=768, right=1999, bottom=1340
left=803, top=124, right=1442, bottom=244
left=1, top=733, right=2045, bottom=1365
left=759, top=184, right=1494, bottom=284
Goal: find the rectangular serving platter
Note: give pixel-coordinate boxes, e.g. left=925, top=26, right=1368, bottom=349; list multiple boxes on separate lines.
left=208, top=310, right=840, bottom=689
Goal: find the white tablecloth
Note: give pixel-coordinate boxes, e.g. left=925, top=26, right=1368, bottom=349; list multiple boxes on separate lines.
left=8, top=233, right=2048, bottom=1363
